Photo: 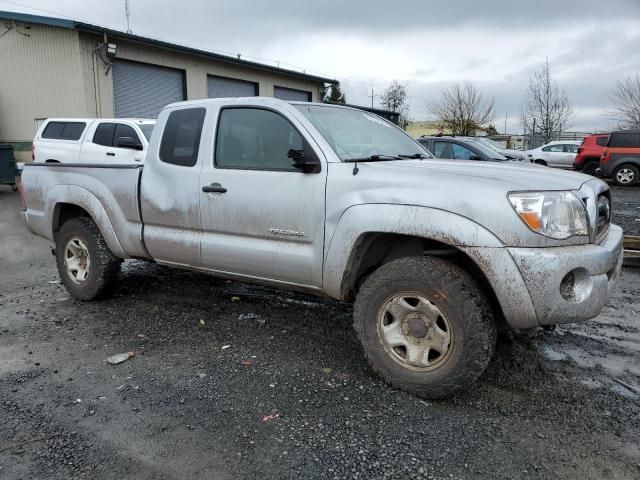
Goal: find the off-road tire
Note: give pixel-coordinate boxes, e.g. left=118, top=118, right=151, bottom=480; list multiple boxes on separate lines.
left=354, top=256, right=496, bottom=399
left=55, top=217, right=121, bottom=301
left=612, top=163, right=639, bottom=186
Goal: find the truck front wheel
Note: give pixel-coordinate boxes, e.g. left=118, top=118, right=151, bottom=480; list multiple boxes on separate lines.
left=55, top=217, right=122, bottom=301
left=354, top=256, right=496, bottom=399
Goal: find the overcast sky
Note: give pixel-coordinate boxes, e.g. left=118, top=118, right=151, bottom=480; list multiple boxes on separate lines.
left=2, top=0, right=639, bottom=132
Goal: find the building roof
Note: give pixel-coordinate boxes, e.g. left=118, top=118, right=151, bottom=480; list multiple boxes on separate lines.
left=0, top=10, right=337, bottom=85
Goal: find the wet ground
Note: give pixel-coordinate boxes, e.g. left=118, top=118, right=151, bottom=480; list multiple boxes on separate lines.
left=1, top=187, right=639, bottom=480
left=611, top=185, right=640, bottom=236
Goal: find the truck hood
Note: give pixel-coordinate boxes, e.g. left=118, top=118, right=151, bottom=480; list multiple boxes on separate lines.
left=373, top=158, right=589, bottom=191
left=326, top=159, right=606, bottom=248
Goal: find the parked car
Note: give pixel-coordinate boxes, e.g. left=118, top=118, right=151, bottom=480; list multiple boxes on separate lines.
left=574, top=134, right=608, bottom=176
left=417, top=136, right=509, bottom=162
left=21, top=98, right=622, bottom=399
left=524, top=140, right=581, bottom=168
left=464, top=137, right=527, bottom=161
left=599, top=129, right=640, bottom=186
left=33, top=118, right=155, bottom=164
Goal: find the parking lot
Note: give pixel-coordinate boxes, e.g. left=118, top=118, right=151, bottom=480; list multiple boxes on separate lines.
left=0, top=186, right=639, bottom=480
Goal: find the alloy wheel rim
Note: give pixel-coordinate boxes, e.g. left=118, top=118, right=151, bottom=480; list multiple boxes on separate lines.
left=377, top=292, right=453, bottom=371
left=616, top=168, right=635, bottom=184
left=64, top=237, right=91, bottom=284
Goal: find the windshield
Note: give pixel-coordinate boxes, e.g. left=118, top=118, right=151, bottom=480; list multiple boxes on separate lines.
left=464, top=138, right=508, bottom=160
left=294, top=105, right=432, bottom=160
left=139, top=123, right=155, bottom=141
left=477, top=138, right=506, bottom=150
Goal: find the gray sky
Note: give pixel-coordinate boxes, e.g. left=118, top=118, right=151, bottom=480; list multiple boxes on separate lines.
left=2, top=0, right=639, bottom=132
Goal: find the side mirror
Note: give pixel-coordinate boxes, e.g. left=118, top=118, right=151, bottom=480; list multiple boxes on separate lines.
left=117, top=136, right=143, bottom=151
left=288, top=141, right=321, bottom=173
left=469, top=155, right=482, bottom=161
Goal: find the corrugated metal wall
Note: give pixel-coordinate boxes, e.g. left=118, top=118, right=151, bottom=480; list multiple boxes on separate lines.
left=112, top=59, right=185, bottom=118
left=0, top=23, right=325, bottom=144
left=0, top=23, right=94, bottom=142
left=208, top=75, right=258, bottom=98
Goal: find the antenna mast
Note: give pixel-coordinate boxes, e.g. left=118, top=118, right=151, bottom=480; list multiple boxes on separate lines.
left=124, top=0, right=132, bottom=34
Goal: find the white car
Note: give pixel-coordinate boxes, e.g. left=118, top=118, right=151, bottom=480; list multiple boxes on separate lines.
left=524, top=140, right=581, bottom=168
left=33, top=118, right=155, bottom=164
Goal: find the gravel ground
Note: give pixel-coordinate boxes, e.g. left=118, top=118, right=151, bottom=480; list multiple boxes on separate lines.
left=610, top=184, right=640, bottom=236
left=1, top=189, right=639, bottom=480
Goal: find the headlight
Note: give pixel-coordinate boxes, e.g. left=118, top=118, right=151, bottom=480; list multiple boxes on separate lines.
left=508, top=191, right=589, bottom=239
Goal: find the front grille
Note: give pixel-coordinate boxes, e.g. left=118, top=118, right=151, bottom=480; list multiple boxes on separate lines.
left=596, top=192, right=611, bottom=240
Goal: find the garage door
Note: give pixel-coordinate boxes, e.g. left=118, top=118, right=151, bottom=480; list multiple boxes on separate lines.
left=274, top=86, right=311, bottom=102
left=208, top=75, right=258, bottom=98
left=112, top=60, right=185, bottom=118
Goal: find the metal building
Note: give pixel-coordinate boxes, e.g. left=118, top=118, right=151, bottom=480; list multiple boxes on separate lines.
left=0, top=11, right=335, bottom=161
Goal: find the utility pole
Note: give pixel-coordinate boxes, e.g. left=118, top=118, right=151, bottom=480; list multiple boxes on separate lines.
left=124, top=0, right=132, bottom=34
left=504, top=112, right=508, bottom=134
left=368, top=87, right=376, bottom=108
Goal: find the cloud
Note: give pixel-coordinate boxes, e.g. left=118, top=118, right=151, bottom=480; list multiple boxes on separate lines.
left=2, top=0, right=639, bottom=130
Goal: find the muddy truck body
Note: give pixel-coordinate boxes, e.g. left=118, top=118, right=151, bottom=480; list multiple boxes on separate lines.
left=21, top=98, right=624, bottom=398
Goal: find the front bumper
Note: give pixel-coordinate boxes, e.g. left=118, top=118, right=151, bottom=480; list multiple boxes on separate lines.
left=508, top=224, right=623, bottom=326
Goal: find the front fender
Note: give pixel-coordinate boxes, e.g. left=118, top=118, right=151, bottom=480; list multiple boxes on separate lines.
left=45, top=185, right=127, bottom=258
left=322, top=204, right=539, bottom=329
left=323, top=203, right=503, bottom=298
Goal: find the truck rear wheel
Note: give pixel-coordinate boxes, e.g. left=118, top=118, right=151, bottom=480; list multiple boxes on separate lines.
left=353, top=256, right=496, bottom=399
left=55, top=217, right=121, bottom=301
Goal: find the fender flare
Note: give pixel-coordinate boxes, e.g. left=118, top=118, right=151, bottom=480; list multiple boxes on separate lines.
left=323, top=204, right=538, bottom=329
left=45, top=184, right=127, bottom=258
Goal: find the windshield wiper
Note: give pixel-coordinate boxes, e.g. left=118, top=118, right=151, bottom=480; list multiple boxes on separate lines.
left=343, top=154, right=402, bottom=162
left=343, top=154, right=402, bottom=176
left=398, top=153, right=428, bottom=159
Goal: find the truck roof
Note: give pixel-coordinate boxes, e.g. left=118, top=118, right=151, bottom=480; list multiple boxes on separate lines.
left=163, top=96, right=363, bottom=112
left=42, top=118, right=156, bottom=124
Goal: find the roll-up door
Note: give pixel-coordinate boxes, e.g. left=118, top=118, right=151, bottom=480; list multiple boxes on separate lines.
left=208, top=75, right=258, bottom=98
left=112, top=60, right=185, bottom=118
left=273, top=86, right=312, bottom=102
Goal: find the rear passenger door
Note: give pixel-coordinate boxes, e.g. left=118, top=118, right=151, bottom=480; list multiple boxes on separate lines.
left=140, top=107, right=207, bottom=267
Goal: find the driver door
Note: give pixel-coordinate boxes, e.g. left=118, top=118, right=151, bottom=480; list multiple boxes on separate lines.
left=199, top=107, right=327, bottom=288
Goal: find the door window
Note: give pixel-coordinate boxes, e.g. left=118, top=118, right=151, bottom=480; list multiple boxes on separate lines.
left=114, top=124, right=140, bottom=146
left=564, top=144, right=578, bottom=153
left=451, top=143, right=478, bottom=160
left=433, top=141, right=453, bottom=159
left=93, top=123, right=116, bottom=146
left=159, top=108, right=206, bottom=167
left=215, top=108, right=303, bottom=171
left=543, top=144, right=564, bottom=152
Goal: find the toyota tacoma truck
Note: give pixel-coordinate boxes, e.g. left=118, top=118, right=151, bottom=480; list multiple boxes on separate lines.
left=20, top=98, right=623, bottom=399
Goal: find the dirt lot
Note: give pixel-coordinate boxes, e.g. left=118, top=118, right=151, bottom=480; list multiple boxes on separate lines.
left=1, top=187, right=639, bottom=480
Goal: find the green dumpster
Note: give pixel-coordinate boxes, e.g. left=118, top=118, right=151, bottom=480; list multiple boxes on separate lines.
left=0, top=144, right=17, bottom=190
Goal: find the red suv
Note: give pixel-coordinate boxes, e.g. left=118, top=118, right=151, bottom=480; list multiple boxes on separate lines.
left=574, top=134, right=608, bottom=175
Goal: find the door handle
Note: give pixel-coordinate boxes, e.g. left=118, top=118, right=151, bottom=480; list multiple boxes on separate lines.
left=202, top=183, right=227, bottom=193
left=106, top=152, right=115, bottom=156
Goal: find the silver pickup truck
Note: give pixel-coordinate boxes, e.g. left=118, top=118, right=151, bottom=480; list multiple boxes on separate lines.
left=21, top=98, right=623, bottom=399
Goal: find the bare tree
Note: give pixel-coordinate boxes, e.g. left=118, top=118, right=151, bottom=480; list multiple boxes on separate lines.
left=428, top=82, right=495, bottom=136
left=521, top=60, right=573, bottom=143
left=380, top=81, right=409, bottom=128
left=609, top=75, right=640, bottom=128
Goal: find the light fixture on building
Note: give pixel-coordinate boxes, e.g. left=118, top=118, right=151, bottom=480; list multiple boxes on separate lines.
left=106, top=43, right=117, bottom=58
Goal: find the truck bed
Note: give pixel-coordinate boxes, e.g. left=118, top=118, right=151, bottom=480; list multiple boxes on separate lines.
left=21, top=163, right=148, bottom=259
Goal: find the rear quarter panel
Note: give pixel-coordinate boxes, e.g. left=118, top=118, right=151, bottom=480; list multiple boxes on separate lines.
left=21, top=164, right=147, bottom=259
